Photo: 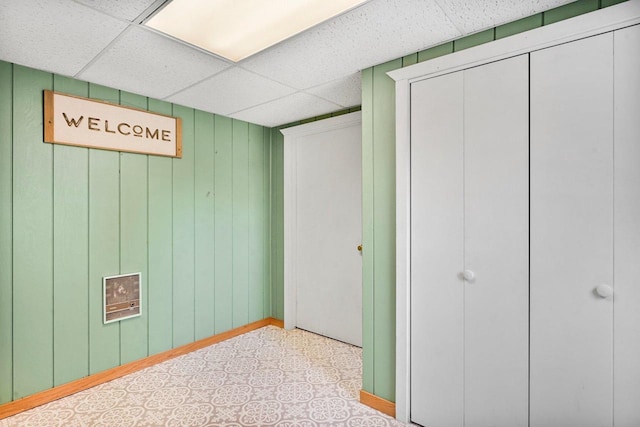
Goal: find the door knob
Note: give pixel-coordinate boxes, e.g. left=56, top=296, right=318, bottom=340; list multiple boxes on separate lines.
left=595, top=284, right=613, bottom=298
left=357, top=244, right=362, bottom=252
left=462, top=269, right=475, bottom=283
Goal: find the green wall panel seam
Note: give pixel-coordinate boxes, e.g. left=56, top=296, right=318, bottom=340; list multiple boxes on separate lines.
left=11, top=64, right=14, bottom=402
left=232, top=122, right=234, bottom=328
left=268, top=130, right=273, bottom=316
left=51, top=116, right=55, bottom=388
left=171, top=103, right=175, bottom=348
left=212, top=117, right=217, bottom=333
left=247, top=131, right=250, bottom=322
left=0, top=61, right=15, bottom=403
left=118, top=90, right=122, bottom=366
left=146, top=98, right=151, bottom=355
left=146, top=154, right=150, bottom=356
left=10, top=63, right=13, bottom=403
left=191, top=108, right=196, bottom=342
left=50, top=73, right=55, bottom=390
left=370, top=67, right=376, bottom=393
left=10, top=63, right=14, bottom=403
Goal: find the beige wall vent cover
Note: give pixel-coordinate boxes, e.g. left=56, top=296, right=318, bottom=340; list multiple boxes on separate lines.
left=103, top=272, right=141, bottom=324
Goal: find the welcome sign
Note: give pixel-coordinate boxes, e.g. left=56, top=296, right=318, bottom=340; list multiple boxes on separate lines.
left=44, top=90, right=182, bottom=158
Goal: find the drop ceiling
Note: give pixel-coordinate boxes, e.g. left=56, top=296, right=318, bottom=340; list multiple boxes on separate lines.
left=0, top=0, right=575, bottom=128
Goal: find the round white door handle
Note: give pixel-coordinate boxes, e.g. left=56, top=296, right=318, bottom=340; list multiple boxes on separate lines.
left=595, top=284, right=613, bottom=298
left=462, top=269, right=475, bottom=282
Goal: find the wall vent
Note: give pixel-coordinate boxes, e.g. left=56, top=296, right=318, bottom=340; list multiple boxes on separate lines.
left=103, top=272, right=141, bottom=324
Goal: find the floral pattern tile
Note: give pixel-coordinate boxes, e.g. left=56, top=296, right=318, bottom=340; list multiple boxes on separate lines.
left=1, top=326, right=405, bottom=427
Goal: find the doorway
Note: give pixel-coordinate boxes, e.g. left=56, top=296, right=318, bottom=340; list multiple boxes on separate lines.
left=282, top=112, right=362, bottom=346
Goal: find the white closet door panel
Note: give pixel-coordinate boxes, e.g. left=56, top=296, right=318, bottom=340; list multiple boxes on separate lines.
left=614, top=24, right=640, bottom=427
left=530, top=33, right=614, bottom=427
left=463, top=55, right=529, bottom=427
left=411, top=71, right=464, bottom=427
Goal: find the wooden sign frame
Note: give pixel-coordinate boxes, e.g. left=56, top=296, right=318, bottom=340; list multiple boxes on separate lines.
left=44, top=90, right=182, bottom=158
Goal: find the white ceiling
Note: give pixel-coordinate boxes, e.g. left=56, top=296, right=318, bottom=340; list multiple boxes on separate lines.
left=0, top=0, right=575, bottom=127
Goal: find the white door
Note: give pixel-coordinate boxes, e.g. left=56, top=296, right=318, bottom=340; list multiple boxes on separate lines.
left=530, top=33, right=614, bottom=427
left=613, top=24, right=640, bottom=427
left=282, top=112, right=362, bottom=346
left=411, top=55, right=529, bottom=427
left=463, top=55, right=529, bottom=427
left=411, top=70, right=465, bottom=427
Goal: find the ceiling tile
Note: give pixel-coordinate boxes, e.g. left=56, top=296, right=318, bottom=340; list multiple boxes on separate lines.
left=2, top=0, right=586, bottom=128
left=230, top=93, right=343, bottom=128
left=78, top=26, right=231, bottom=99
left=0, top=0, right=128, bottom=76
left=241, top=0, right=460, bottom=90
left=306, top=73, right=361, bottom=108
left=434, top=0, right=576, bottom=34
left=167, top=67, right=296, bottom=116
left=73, top=0, right=161, bottom=22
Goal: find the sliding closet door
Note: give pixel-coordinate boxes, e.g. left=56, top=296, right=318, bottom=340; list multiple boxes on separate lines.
left=463, top=55, right=529, bottom=427
left=411, top=71, right=464, bottom=427
left=614, top=24, right=640, bottom=427
left=530, top=33, right=614, bottom=427
left=411, top=54, right=528, bottom=427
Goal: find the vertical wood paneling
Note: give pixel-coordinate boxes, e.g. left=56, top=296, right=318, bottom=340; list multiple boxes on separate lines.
left=88, top=83, right=121, bottom=374
left=360, top=66, right=374, bottom=393
left=12, top=65, right=53, bottom=398
left=270, top=130, right=285, bottom=320
left=418, top=42, right=453, bottom=62
left=1, top=60, right=273, bottom=403
left=214, top=116, right=233, bottom=333
left=496, top=13, right=543, bottom=39
left=453, top=29, right=495, bottom=52
left=602, top=0, right=627, bottom=6
left=263, top=127, right=272, bottom=319
left=277, top=131, right=284, bottom=321
left=172, top=105, right=195, bottom=347
left=372, top=59, right=400, bottom=402
left=52, top=75, right=89, bottom=386
left=147, top=98, right=174, bottom=355
left=543, top=0, right=599, bottom=25
left=233, top=120, right=249, bottom=327
left=402, top=54, right=417, bottom=67
left=194, top=109, right=215, bottom=340
left=249, top=124, right=266, bottom=322
left=119, top=92, right=149, bottom=363
left=0, top=61, right=13, bottom=404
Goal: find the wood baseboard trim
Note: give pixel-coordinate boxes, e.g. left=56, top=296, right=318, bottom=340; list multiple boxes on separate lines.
left=360, top=389, right=396, bottom=418
left=269, top=317, right=284, bottom=328
left=0, top=317, right=283, bottom=420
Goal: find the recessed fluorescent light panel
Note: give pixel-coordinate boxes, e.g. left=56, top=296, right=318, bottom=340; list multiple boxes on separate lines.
left=146, top=0, right=369, bottom=62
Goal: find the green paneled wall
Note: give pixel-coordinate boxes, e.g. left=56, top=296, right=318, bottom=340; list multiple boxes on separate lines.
left=360, top=0, right=627, bottom=402
left=52, top=75, right=90, bottom=386
left=269, top=129, right=285, bottom=321
left=0, top=61, right=275, bottom=403
left=0, top=61, right=13, bottom=404
left=361, top=60, right=400, bottom=402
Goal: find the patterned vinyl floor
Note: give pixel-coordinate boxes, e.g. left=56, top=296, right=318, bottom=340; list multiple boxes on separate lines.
left=1, top=326, right=405, bottom=427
